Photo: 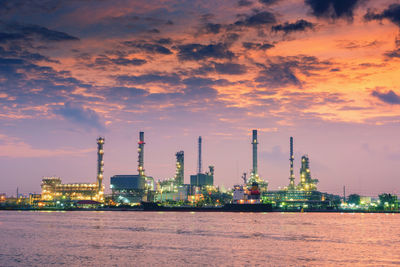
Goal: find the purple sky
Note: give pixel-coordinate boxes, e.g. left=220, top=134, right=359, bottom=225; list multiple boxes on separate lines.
left=1, top=0, right=400, bottom=196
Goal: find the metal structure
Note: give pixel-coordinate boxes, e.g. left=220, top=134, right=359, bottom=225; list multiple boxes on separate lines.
left=198, top=136, right=202, bottom=174
left=288, top=137, right=295, bottom=190
left=41, top=137, right=106, bottom=203
left=298, top=155, right=318, bottom=191
left=175, top=151, right=184, bottom=185
left=138, top=131, right=145, bottom=177
left=97, top=137, right=105, bottom=195
left=251, top=130, right=258, bottom=178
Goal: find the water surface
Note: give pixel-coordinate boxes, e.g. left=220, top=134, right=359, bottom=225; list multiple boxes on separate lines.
left=1, top=211, right=399, bottom=266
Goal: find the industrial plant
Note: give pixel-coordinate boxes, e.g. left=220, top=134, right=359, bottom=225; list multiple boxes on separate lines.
left=39, top=137, right=105, bottom=207
left=2, top=129, right=398, bottom=212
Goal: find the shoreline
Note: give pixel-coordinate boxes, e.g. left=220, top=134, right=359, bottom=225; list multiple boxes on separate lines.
left=1, top=206, right=399, bottom=213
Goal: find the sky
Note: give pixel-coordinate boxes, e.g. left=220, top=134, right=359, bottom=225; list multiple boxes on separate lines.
left=1, top=0, right=400, bottom=196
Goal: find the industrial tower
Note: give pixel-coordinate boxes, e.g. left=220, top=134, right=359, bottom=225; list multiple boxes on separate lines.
left=96, top=137, right=105, bottom=197
left=248, top=129, right=268, bottom=191
left=288, top=137, right=296, bottom=190
left=251, top=129, right=258, bottom=180
left=198, top=136, right=202, bottom=174
left=138, top=131, right=145, bottom=177
left=298, top=155, right=318, bottom=191
left=175, top=151, right=184, bottom=185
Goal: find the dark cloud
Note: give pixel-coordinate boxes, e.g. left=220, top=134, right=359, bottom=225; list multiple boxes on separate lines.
left=214, top=62, right=247, bottom=74
left=183, top=77, right=232, bottom=87
left=384, top=48, right=400, bottom=58
left=202, top=23, right=222, bottom=34
left=337, top=40, right=380, bottom=50
left=305, top=0, right=361, bottom=20
left=272, top=19, right=315, bottom=34
left=177, top=43, right=235, bottom=61
left=0, top=46, right=57, bottom=63
left=123, top=41, right=172, bottom=55
left=0, top=22, right=79, bottom=42
left=238, top=0, right=253, bottom=7
left=94, top=56, right=146, bottom=67
left=53, top=102, right=104, bottom=130
left=243, top=42, right=274, bottom=50
left=0, top=32, right=25, bottom=42
left=117, top=73, right=181, bottom=85
left=255, top=56, right=332, bottom=88
left=364, top=4, right=400, bottom=26
left=147, top=28, right=160, bottom=34
left=259, top=0, right=280, bottom=6
left=156, top=38, right=172, bottom=45
left=17, top=24, right=79, bottom=41
left=0, top=0, right=61, bottom=14
left=371, top=90, right=400, bottom=105
left=234, top=11, right=277, bottom=27
left=256, top=63, right=301, bottom=88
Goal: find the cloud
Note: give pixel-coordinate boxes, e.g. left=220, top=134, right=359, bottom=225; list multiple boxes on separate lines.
left=94, top=56, right=146, bottom=67
left=242, top=42, right=274, bottom=50
left=200, top=23, right=222, bottom=34
left=238, top=0, right=253, bottom=7
left=364, top=4, right=400, bottom=27
left=182, top=77, right=232, bottom=87
left=256, top=63, right=301, bottom=88
left=177, top=43, right=235, bottom=61
left=384, top=48, right=400, bottom=58
left=272, top=19, right=315, bottom=34
left=0, top=32, right=25, bottom=42
left=305, top=0, right=361, bottom=20
left=371, top=90, right=400, bottom=105
left=259, top=0, right=280, bottom=6
left=117, top=73, right=181, bottom=85
left=234, top=11, right=277, bottom=27
left=123, top=41, right=172, bottom=55
left=213, top=62, right=247, bottom=74
left=53, top=102, right=105, bottom=130
left=255, top=55, right=332, bottom=88
left=0, top=22, right=79, bottom=42
left=17, top=24, right=79, bottom=41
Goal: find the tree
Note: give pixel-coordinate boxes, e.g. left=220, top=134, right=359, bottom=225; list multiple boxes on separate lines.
left=379, top=193, right=398, bottom=210
left=347, top=194, right=360, bottom=205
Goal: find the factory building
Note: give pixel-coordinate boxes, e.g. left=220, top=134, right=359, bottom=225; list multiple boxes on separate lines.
left=40, top=137, right=105, bottom=203
left=110, top=131, right=155, bottom=204
left=190, top=166, right=214, bottom=187
left=189, top=136, right=214, bottom=187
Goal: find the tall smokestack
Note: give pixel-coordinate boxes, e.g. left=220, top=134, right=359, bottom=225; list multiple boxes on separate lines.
left=198, top=136, right=202, bottom=174
left=289, top=136, right=295, bottom=189
left=252, top=130, right=258, bottom=177
left=96, top=137, right=105, bottom=194
left=138, top=132, right=145, bottom=177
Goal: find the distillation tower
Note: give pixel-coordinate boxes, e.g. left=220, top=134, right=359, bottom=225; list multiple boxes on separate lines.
left=175, top=151, right=184, bottom=185
left=198, top=136, right=202, bottom=174
left=138, top=131, right=145, bottom=177
left=251, top=129, right=259, bottom=180
left=97, top=137, right=105, bottom=197
left=298, top=155, right=318, bottom=191
left=288, top=137, right=296, bottom=190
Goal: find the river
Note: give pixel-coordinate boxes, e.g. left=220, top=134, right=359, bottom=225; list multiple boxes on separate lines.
left=0, top=211, right=399, bottom=266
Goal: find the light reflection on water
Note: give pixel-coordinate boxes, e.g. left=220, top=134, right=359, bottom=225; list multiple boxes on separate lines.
left=1, top=211, right=400, bottom=266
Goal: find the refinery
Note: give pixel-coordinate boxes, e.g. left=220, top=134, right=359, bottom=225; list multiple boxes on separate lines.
left=1, top=130, right=398, bottom=212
